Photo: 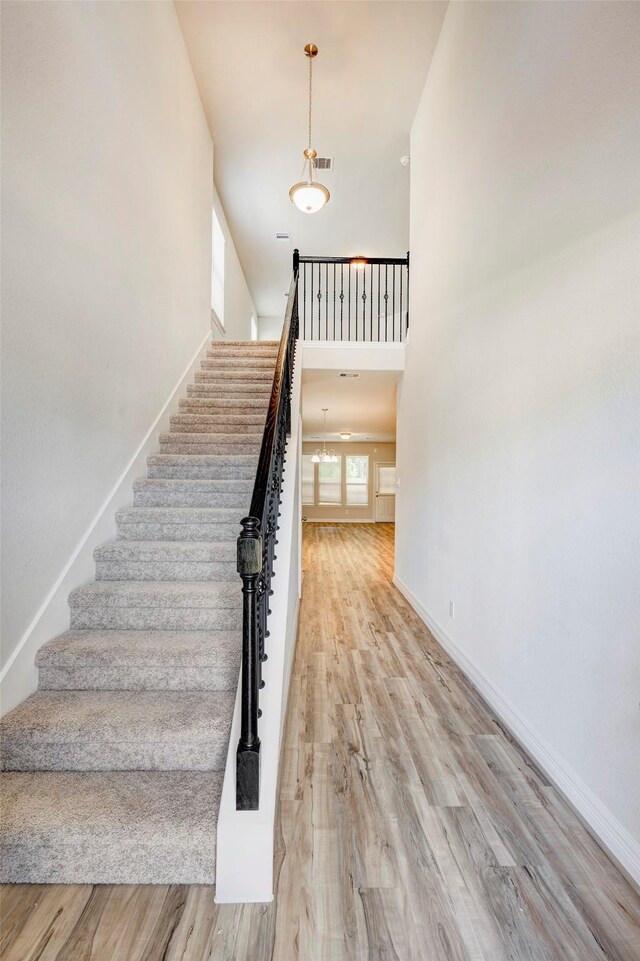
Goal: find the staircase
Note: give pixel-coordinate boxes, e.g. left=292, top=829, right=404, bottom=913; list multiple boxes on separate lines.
left=0, top=340, right=279, bottom=884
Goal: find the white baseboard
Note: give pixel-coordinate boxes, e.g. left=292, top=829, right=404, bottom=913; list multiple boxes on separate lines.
left=0, top=330, right=212, bottom=716
left=392, top=573, right=640, bottom=890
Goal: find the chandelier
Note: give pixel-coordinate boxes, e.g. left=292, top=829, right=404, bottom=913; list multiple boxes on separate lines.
left=289, top=44, right=330, bottom=214
left=311, top=408, right=338, bottom=463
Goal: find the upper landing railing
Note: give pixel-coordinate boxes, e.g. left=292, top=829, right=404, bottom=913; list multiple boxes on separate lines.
left=295, top=249, right=409, bottom=343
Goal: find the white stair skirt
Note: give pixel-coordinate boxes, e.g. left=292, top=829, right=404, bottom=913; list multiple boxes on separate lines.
left=215, top=363, right=302, bottom=903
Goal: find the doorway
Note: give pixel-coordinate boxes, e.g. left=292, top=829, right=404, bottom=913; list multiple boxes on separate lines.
left=374, top=462, right=396, bottom=522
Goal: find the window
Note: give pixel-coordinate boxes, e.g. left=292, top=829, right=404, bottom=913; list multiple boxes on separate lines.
left=318, top=457, right=342, bottom=505
left=302, top=455, right=315, bottom=505
left=346, top=455, right=369, bottom=505
left=377, top=465, right=397, bottom=495
left=211, top=209, right=225, bottom=325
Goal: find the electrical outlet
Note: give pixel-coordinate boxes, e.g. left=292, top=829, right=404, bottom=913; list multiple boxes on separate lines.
left=449, top=601, right=455, bottom=619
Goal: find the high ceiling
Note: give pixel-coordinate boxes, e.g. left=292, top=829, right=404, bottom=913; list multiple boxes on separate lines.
left=302, top=369, right=399, bottom=442
left=177, top=1, right=446, bottom=317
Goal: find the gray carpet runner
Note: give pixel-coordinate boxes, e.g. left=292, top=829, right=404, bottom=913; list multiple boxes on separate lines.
left=0, top=340, right=278, bottom=884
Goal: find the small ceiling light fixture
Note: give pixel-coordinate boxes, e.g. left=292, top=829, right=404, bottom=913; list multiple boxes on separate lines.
left=340, top=431, right=352, bottom=440
left=311, top=408, right=338, bottom=463
left=289, top=44, right=330, bottom=214
left=350, top=258, right=367, bottom=271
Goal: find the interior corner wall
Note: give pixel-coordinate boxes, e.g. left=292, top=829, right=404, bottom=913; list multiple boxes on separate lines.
left=258, top=316, right=284, bottom=342
left=212, top=182, right=256, bottom=341
left=0, top=1, right=213, bottom=672
left=396, top=1, right=640, bottom=876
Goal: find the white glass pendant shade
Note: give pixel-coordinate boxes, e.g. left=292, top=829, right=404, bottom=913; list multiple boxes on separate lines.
left=289, top=180, right=330, bottom=214
left=311, top=453, right=320, bottom=463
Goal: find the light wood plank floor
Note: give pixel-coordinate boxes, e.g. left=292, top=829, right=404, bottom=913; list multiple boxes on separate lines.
left=2, top=523, right=639, bottom=960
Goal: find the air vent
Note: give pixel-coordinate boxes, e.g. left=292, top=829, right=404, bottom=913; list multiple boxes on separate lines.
left=339, top=372, right=360, bottom=379
left=276, top=232, right=291, bottom=241
left=313, top=157, right=333, bottom=171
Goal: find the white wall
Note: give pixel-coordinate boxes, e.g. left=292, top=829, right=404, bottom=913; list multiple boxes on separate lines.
left=258, top=315, right=284, bottom=342
left=396, top=1, right=640, bottom=883
left=0, top=1, right=214, bottom=675
left=212, top=180, right=255, bottom=341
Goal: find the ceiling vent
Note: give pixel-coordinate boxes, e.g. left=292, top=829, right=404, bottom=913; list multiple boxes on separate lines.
left=313, top=157, right=333, bottom=171
left=339, top=372, right=360, bottom=379
left=276, top=232, right=291, bottom=241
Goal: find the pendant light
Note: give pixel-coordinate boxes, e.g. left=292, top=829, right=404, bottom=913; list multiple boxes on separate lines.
left=311, top=408, right=338, bottom=463
left=289, top=44, right=330, bottom=214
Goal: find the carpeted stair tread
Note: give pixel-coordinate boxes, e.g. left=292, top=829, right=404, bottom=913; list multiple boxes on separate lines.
left=195, top=369, right=273, bottom=382
left=36, top=629, right=241, bottom=691
left=95, top=539, right=237, bottom=580
left=147, top=453, right=258, bottom=479
left=132, top=478, right=252, bottom=509
left=96, top=539, right=237, bottom=561
left=189, top=380, right=272, bottom=393
left=0, top=770, right=222, bottom=883
left=179, top=397, right=270, bottom=410
left=37, top=628, right=240, bottom=667
left=69, top=579, right=241, bottom=609
left=170, top=415, right=265, bottom=432
left=212, top=339, right=278, bottom=347
left=160, top=431, right=261, bottom=446
left=200, top=359, right=276, bottom=371
left=0, top=690, right=235, bottom=771
left=115, top=506, right=244, bottom=542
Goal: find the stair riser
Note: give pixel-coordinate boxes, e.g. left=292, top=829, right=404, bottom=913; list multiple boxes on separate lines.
left=179, top=398, right=269, bottom=410
left=133, top=491, right=249, bottom=508
left=95, top=561, right=235, bottom=581
left=195, top=371, right=273, bottom=383
left=116, top=522, right=238, bottom=540
left=147, top=464, right=256, bottom=480
left=159, top=443, right=261, bottom=455
left=160, top=432, right=261, bottom=446
left=1, top=738, right=228, bottom=773
left=189, top=380, right=272, bottom=392
left=206, top=351, right=278, bottom=362
left=170, top=418, right=264, bottom=431
left=202, top=358, right=276, bottom=369
left=70, top=608, right=241, bottom=630
left=38, top=662, right=239, bottom=692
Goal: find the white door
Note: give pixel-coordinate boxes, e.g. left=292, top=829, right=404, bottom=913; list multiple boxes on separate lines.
left=374, top=463, right=396, bottom=522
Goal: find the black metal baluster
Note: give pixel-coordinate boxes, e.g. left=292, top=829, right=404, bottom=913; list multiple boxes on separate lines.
left=340, top=264, right=344, bottom=339
left=310, top=262, right=314, bottom=340
left=384, top=265, right=389, bottom=341
left=325, top=262, right=329, bottom=341
left=370, top=263, right=373, bottom=342
left=317, top=262, right=322, bottom=340
left=333, top=263, right=336, bottom=340
left=348, top=263, right=351, bottom=340
left=392, top=265, right=396, bottom=342
left=377, top=264, right=381, bottom=342
left=355, top=268, right=358, bottom=341
left=362, top=266, right=366, bottom=342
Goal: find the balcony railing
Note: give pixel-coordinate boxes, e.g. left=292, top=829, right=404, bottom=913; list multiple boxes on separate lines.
left=295, top=250, right=409, bottom=343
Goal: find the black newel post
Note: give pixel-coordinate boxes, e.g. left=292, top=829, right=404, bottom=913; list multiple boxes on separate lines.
left=237, top=515, right=262, bottom=810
